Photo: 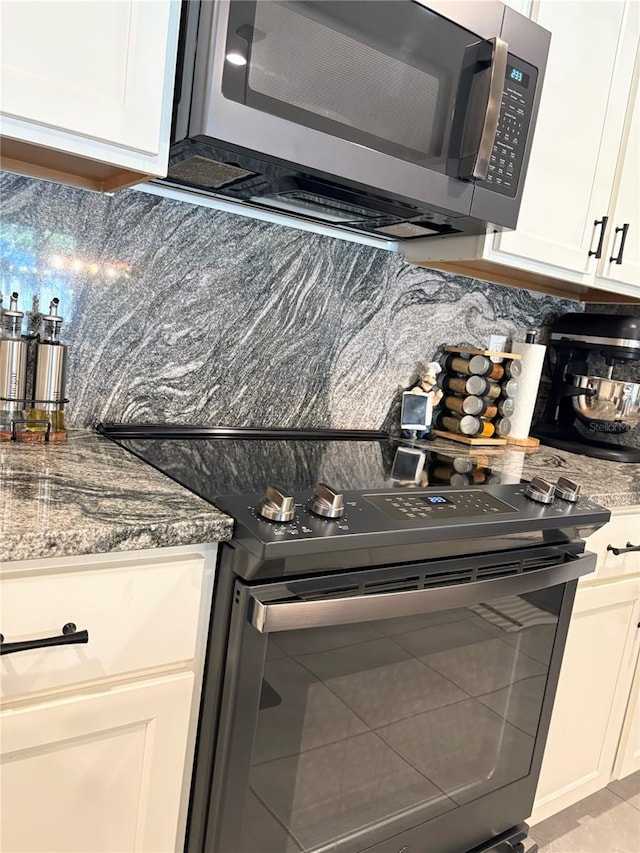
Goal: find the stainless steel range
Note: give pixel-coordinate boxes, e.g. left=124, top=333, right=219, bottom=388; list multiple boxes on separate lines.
left=98, top=425, right=611, bottom=853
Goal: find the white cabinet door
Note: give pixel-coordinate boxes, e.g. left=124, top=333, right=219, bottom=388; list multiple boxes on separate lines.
left=1, top=672, right=194, bottom=853
left=614, top=650, right=640, bottom=779
left=531, top=578, right=640, bottom=825
left=0, top=0, right=180, bottom=185
left=596, top=41, right=640, bottom=296
left=1, top=554, right=205, bottom=701
left=492, top=1, right=633, bottom=285
left=583, top=509, right=640, bottom=584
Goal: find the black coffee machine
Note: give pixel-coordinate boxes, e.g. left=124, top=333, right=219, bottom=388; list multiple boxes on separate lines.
left=533, top=313, right=640, bottom=462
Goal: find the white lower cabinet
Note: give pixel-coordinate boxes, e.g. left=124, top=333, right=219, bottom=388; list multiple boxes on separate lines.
left=531, top=510, right=640, bottom=825
left=1, top=673, right=194, bottom=853
left=615, top=656, right=640, bottom=779
left=0, top=543, right=217, bottom=853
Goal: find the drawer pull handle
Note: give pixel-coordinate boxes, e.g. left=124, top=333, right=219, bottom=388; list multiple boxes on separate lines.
left=607, top=542, right=640, bottom=557
left=0, top=623, right=89, bottom=656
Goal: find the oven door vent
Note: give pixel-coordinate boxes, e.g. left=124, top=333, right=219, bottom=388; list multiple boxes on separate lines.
left=474, top=552, right=564, bottom=581
left=286, top=549, right=568, bottom=602
left=475, top=561, right=522, bottom=580
left=522, top=553, right=565, bottom=571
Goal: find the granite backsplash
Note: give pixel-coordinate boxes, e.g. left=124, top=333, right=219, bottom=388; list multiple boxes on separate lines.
left=1, top=171, right=583, bottom=432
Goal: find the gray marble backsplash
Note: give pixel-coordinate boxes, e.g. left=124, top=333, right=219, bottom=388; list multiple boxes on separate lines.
left=1, top=172, right=581, bottom=431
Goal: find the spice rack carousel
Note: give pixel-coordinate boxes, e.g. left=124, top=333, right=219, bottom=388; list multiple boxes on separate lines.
left=434, top=346, right=539, bottom=448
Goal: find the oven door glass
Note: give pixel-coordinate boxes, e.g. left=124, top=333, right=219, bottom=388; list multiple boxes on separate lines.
left=222, top=0, right=502, bottom=175
left=223, top=572, right=568, bottom=853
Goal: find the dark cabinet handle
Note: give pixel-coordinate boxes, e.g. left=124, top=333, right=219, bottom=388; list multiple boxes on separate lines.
left=588, top=216, right=609, bottom=258
left=607, top=542, right=640, bottom=556
left=609, top=223, right=630, bottom=264
left=0, top=623, right=89, bottom=656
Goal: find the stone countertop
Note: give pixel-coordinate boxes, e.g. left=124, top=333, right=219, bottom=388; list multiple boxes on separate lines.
left=2, top=430, right=638, bottom=564
left=426, top=436, right=640, bottom=508
left=0, top=431, right=234, bottom=563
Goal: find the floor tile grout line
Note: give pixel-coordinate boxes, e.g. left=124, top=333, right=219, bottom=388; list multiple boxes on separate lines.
left=606, top=782, right=640, bottom=812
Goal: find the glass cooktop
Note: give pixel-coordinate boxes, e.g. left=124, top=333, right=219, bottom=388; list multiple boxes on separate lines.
left=97, top=425, right=516, bottom=509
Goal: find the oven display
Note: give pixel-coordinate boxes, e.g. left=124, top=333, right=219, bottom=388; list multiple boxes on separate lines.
left=366, top=490, right=517, bottom=521
left=507, top=64, right=530, bottom=88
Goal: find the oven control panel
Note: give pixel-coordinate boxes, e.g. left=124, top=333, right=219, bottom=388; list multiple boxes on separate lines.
left=365, top=490, right=516, bottom=521
left=214, top=482, right=610, bottom=560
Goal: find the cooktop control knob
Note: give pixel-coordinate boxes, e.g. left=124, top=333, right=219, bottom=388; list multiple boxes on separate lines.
left=310, top=482, right=345, bottom=519
left=525, top=477, right=556, bottom=505
left=257, top=485, right=296, bottom=522
left=555, top=476, right=581, bottom=503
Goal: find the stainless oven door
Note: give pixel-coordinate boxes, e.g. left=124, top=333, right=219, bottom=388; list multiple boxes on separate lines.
left=201, top=547, right=595, bottom=853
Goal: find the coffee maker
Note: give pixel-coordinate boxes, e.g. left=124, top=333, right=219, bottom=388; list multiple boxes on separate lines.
left=532, top=313, right=640, bottom=463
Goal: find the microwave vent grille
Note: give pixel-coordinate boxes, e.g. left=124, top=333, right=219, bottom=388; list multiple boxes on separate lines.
left=375, top=222, right=440, bottom=238
left=167, top=156, right=256, bottom=189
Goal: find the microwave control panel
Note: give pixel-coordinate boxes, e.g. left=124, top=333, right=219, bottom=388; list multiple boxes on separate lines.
left=482, top=56, right=538, bottom=199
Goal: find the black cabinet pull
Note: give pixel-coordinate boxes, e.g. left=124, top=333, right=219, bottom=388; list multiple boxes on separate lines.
left=607, top=542, right=640, bottom=556
left=609, top=223, right=630, bottom=264
left=588, top=216, right=609, bottom=258
left=0, top=623, right=89, bottom=656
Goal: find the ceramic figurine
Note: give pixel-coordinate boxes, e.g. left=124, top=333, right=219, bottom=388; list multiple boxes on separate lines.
left=401, top=361, right=443, bottom=440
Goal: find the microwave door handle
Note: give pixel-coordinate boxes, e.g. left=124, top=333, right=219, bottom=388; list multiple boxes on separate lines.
left=249, top=551, right=596, bottom=633
left=473, top=36, right=508, bottom=179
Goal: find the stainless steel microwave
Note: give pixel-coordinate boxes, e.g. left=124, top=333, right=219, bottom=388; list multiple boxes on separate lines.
left=162, top=0, right=550, bottom=242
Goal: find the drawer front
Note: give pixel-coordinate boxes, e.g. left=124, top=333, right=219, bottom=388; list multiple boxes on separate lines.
left=1, top=555, right=205, bottom=702
left=584, top=510, right=640, bottom=583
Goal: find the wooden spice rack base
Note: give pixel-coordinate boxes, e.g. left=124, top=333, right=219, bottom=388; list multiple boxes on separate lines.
left=432, top=429, right=507, bottom=447
left=444, top=345, right=522, bottom=360
left=505, top=435, right=540, bottom=448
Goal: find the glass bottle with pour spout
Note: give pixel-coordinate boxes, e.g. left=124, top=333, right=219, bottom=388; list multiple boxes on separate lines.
left=28, top=298, right=67, bottom=435
left=0, top=292, right=28, bottom=436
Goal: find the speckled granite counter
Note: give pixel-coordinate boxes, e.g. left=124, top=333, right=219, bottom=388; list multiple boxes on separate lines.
left=0, top=431, right=234, bottom=563
left=425, top=436, right=640, bottom=508
left=2, top=430, right=637, bottom=564
left=509, top=449, right=639, bottom=508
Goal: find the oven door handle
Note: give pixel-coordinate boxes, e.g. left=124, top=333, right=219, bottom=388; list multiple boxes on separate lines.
left=248, top=551, right=596, bottom=633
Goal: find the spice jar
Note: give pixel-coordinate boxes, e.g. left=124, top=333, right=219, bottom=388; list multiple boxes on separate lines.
left=436, top=413, right=495, bottom=437
left=497, top=397, right=515, bottom=417
left=504, top=359, right=522, bottom=378
left=501, top=377, right=519, bottom=398
left=442, top=374, right=501, bottom=398
left=444, top=354, right=505, bottom=379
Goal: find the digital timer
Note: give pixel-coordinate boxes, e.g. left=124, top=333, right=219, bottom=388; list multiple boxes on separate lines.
left=506, top=64, right=530, bottom=88
left=425, top=495, right=449, bottom=505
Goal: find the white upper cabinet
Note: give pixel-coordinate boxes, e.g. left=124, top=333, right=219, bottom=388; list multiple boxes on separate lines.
left=0, top=0, right=180, bottom=191
left=596, top=46, right=640, bottom=294
left=493, top=1, right=631, bottom=281
left=403, top=0, right=640, bottom=302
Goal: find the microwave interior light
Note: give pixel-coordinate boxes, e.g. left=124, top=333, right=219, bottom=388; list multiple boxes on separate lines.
left=226, top=52, right=247, bottom=66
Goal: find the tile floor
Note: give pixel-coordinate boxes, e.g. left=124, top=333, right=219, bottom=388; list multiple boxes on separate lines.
left=530, top=771, right=640, bottom=853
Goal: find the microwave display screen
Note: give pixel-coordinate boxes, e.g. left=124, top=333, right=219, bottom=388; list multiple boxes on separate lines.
left=507, top=65, right=530, bottom=88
